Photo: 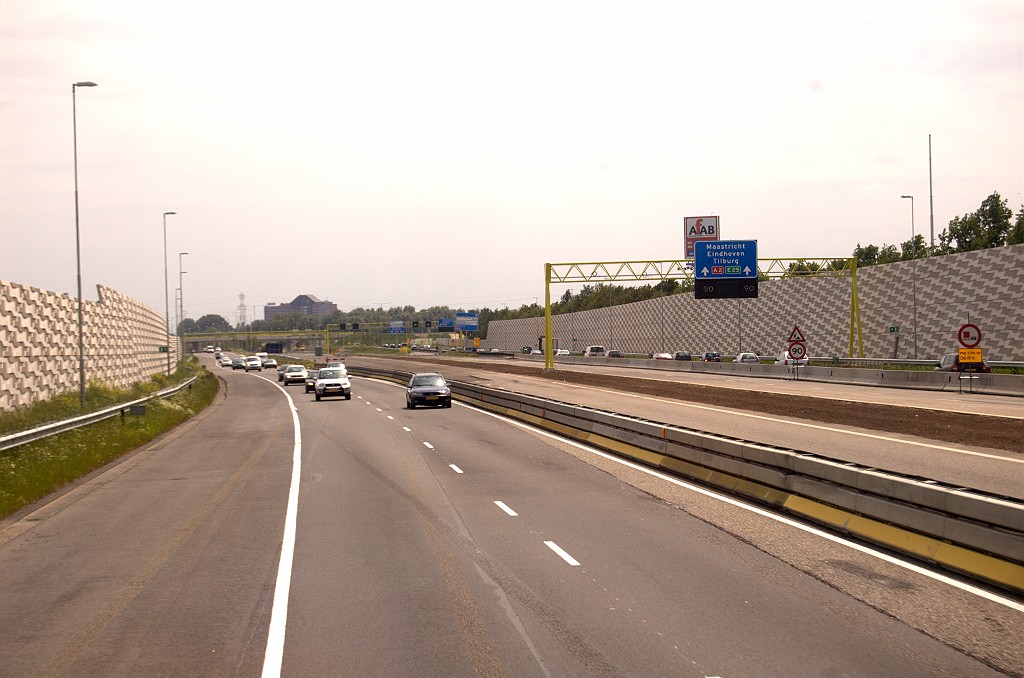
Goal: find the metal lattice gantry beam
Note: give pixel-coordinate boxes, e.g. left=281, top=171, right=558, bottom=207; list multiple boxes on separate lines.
left=542, top=258, right=863, bottom=369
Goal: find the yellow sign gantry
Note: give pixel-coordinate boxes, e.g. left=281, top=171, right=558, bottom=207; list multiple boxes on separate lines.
left=542, top=258, right=863, bottom=369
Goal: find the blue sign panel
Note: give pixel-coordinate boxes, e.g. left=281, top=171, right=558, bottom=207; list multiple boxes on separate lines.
left=455, top=312, right=479, bottom=331
left=437, top=318, right=455, bottom=330
left=694, top=240, right=758, bottom=279
left=389, top=320, right=405, bottom=333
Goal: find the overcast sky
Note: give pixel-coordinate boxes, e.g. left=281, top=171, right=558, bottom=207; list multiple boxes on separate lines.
left=2, top=1, right=1022, bottom=325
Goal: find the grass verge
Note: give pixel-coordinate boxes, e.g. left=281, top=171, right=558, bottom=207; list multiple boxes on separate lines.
left=0, top=365, right=220, bottom=520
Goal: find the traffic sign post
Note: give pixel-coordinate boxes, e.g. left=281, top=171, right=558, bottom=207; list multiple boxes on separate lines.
left=787, top=342, right=806, bottom=360
left=957, top=323, right=981, bottom=348
left=693, top=240, right=758, bottom=300
left=694, top=240, right=758, bottom=280
left=785, top=325, right=807, bottom=380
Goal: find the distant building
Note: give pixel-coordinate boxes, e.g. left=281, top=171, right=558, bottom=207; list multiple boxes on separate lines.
left=264, top=294, right=338, bottom=320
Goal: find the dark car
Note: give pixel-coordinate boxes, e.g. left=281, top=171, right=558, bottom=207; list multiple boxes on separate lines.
left=304, top=370, right=319, bottom=393
left=935, top=352, right=991, bottom=373
left=406, top=373, right=452, bottom=409
left=673, top=351, right=692, bottom=361
left=231, top=356, right=246, bottom=370
left=607, top=350, right=625, bottom=358
left=701, top=352, right=721, bottom=362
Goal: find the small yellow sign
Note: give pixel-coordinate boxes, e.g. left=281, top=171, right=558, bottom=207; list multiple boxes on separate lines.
left=958, top=347, right=983, bottom=364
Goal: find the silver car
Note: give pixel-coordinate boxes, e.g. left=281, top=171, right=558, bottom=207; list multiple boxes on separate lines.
left=282, top=364, right=308, bottom=385
left=314, top=368, right=351, bottom=401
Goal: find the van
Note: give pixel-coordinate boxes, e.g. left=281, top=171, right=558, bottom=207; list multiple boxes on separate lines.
left=583, top=345, right=606, bottom=357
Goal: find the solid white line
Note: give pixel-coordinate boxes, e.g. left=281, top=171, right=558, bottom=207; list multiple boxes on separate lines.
left=423, top=442, right=434, bottom=449
left=376, top=408, right=383, bottom=412
left=261, top=380, right=303, bottom=676
left=450, top=464, right=464, bottom=474
left=403, top=427, right=411, bottom=432
left=495, top=501, right=518, bottom=516
left=387, top=415, right=394, bottom=420
left=465, top=403, right=1024, bottom=611
left=545, top=541, right=580, bottom=566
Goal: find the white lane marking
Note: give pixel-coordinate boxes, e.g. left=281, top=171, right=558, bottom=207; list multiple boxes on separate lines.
left=545, top=541, right=580, bottom=566
left=387, top=416, right=394, bottom=420
left=466, top=403, right=1024, bottom=612
left=450, top=464, right=464, bottom=474
left=495, top=501, right=518, bottom=517
left=261, top=379, right=303, bottom=676
left=376, top=408, right=383, bottom=412
left=423, top=442, right=434, bottom=450
left=403, top=427, right=411, bottom=432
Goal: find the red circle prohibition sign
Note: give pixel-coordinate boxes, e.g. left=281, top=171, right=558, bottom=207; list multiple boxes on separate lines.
left=957, top=323, right=981, bottom=349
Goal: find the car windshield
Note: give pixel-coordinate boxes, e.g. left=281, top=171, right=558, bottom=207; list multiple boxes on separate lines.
left=318, top=370, right=340, bottom=379
left=411, top=375, right=445, bottom=387
left=286, top=366, right=303, bottom=372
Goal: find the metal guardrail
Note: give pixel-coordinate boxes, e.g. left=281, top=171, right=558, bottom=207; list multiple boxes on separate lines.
left=0, top=377, right=200, bottom=453
left=350, top=365, right=1023, bottom=594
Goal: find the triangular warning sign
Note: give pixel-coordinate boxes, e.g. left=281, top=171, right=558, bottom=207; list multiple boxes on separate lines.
left=787, top=326, right=806, bottom=343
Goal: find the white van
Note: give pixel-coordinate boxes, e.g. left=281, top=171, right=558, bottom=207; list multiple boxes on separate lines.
left=583, top=345, right=606, bottom=357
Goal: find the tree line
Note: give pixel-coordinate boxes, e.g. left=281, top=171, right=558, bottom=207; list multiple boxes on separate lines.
left=179, top=192, right=1023, bottom=338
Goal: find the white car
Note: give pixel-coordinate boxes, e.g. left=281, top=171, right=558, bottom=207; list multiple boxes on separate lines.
left=244, top=356, right=262, bottom=371
left=314, top=367, right=351, bottom=401
left=219, top=355, right=232, bottom=367
left=735, top=352, right=760, bottom=364
left=775, top=350, right=809, bottom=367
left=554, top=348, right=570, bottom=356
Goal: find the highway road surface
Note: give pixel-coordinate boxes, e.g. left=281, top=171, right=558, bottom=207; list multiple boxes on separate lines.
left=0, top=356, right=1020, bottom=676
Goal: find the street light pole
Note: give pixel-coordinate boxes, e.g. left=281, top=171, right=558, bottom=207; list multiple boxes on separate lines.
left=163, top=211, right=177, bottom=376
left=900, top=195, right=918, bottom=358
left=72, top=80, right=97, bottom=406
left=178, top=251, right=189, bottom=335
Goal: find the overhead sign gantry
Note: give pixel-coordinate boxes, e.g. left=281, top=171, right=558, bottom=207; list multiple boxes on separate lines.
left=542, top=257, right=862, bottom=369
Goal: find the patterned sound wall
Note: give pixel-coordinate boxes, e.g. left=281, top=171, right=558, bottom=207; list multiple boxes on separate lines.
left=1, top=281, right=181, bottom=411
left=483, top=245, right=1024, bottom=361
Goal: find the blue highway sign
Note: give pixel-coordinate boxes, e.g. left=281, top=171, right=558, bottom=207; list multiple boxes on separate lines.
left=694, top=240, right=758, bottom=279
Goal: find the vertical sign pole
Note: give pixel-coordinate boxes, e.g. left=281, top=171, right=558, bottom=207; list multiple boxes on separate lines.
left=544, top=263, right=554, bottom=370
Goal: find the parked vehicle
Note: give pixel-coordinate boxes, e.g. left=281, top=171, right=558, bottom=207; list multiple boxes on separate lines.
left=935, top=352, right=991, bottom=373
left=406, top=373, right=452, bottom=409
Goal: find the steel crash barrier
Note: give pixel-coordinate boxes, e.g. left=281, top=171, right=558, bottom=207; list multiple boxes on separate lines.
left=350, top=365, right=1024, bottom=595
left=0, top=377, right=200, bottom=453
